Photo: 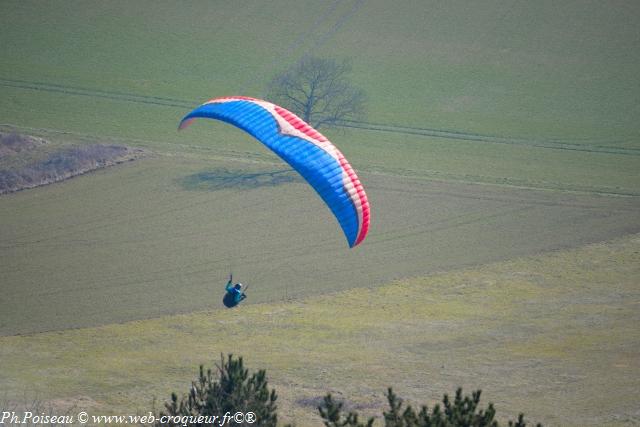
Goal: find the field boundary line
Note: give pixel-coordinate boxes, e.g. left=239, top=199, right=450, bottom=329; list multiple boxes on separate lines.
left=2, top=122, right=639, bottom=198
left=2, top=77, right=637, bottom=155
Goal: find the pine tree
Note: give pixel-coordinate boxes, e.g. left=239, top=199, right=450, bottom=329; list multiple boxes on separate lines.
left=318, top=394, right=374, bottom=427
left=318, top=388, right=542, bottom=427
left=154, top=355, right=541, bottom=426
left=156, top=354, right=278, bottom=426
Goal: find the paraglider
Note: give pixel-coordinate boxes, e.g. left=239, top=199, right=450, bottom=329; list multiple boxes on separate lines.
left=222, top=273, right=247, bottom=308
left=178, top=96, right=370, bottom=248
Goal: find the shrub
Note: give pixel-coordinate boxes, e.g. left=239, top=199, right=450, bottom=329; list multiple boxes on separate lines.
left=155, top=355, right=278, bottom=427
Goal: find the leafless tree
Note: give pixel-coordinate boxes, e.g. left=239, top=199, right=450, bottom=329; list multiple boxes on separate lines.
left=266, top=56, right=366, bottom=130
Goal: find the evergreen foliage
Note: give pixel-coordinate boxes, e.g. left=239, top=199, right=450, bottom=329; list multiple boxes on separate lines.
left=155, top=355, right=541, bottom=427
left=318, top=394, right=375, bottom=427
left=156, top=354, right=278, bottom=426
left=318, top=388, right=542, bottom=427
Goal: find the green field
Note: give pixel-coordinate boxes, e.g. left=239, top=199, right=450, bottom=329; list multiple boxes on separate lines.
left=1, top=149, right=639, bottom=335
left=1, top=235, right=638, bottom=426
left=1, top=0, right=639, bottom=425
left=2, top=0, right=639, bottom=141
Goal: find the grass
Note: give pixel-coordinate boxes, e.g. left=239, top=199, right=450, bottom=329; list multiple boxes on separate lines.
left=2, top=150, right=638, bottom=335
left=2, top=84, right=639, bottom=195
left=1, top=1, right=639, bottom=425
left=1, top=233, right=638, bottom=426
left=1, top=0, right=639, bottom=204
left=2, top=1, right=639, bottom=143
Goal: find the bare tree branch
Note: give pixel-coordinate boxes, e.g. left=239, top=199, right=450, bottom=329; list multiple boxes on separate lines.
left=266, top=56, right=366, bottom=129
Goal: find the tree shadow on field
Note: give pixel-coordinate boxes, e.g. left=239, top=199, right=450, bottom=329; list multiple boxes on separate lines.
left=179, top=168, right=300, bottom=191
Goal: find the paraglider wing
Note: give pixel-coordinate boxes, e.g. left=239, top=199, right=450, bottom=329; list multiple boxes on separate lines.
left=179, top=96, right=370, bottom=247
